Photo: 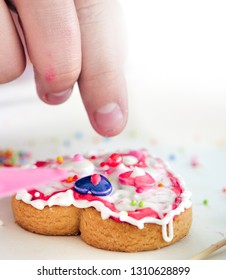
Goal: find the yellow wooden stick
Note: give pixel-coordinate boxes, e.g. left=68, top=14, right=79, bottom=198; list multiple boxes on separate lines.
left=191, top=237, right=226, bottom=260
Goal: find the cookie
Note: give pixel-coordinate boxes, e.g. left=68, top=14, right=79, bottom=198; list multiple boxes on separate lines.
left=12, top=149, right=192, bottom=252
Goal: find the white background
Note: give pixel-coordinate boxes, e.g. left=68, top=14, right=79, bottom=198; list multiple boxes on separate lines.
left=0, top=0, right=226, bottom=146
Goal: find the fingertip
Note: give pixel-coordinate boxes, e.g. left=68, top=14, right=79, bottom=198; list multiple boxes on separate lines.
left=37, top=87, right=73, bottom=105
left=91, top=102, right=128, bottom=137
left=34, top=69, right=79, bottom=105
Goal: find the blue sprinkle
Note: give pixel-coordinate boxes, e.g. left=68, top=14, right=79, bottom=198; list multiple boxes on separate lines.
left=74, top=131, right=84, bottom=140
left=168, top=154, right=176, bottom=161
left=102, top=137, right=111, bottom=142
left=63, top=139, right=71, bottom=147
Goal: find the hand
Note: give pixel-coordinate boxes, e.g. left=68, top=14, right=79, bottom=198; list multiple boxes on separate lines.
left=0, top=0, right=128, bottom=136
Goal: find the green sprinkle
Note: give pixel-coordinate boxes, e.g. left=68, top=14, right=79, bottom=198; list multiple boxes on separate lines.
left=203, top=199, right=208, bottom=205
left=131, top=200, right=137, bottom=206
left=139, top=201, right=145, bottom=208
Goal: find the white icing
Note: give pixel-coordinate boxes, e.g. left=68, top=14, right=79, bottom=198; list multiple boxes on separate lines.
left=130, top=167, right=145, bottom=177
left=122, top=155, right=138, bottom=166
left=60, top=158, right=94, bottom=175
left=15, top=150, right=192, bottom=242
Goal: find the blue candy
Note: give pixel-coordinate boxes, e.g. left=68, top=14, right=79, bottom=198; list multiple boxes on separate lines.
left=74, top=174, right=112, bottom=196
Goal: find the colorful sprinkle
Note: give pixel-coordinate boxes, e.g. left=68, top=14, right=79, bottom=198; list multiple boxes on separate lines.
left=91, top=174, right=101, bottom=186
left=203, top=199, right=208, bottom=205
left=90, top=155, right=97, bottom=160
left=66, top=176, right=73, bottom=183
left=131, top=200, right=137, bottom=206
left=136, top=187, right=144, bottom=193
left=190, top=155, right=200, bottom=168
left=73, top=154, right=83, bottom=162
left=62, top=139, right=71, bottom=147
left=34, top=192, right=40, bottom=198
left=222, top=188, right=226, bottom=193
left=56, top=156, right=63, bottom=164
left=65, top=175, right=78, bottom=183
left=168, top=154, right=176, bottom=161
left=0, top=149, right=30, bottom=167
left=139, top=201, right=145, bottom=208
left=74, top=131, right=84, bottom=140
left=106, top=153, right=122, bottom=167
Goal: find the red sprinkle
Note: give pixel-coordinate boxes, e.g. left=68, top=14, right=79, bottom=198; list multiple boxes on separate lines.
left=91, top=174, right=101, bottom=186
left=107, top=153, right=122, bottom=167
left=190, top=155, right=199, bottom=167
left=136, top=187, right=144, bottom=193
left=90, top=155, right=97, bottom=160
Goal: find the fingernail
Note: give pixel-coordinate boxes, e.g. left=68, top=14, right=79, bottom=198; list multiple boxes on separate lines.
left=94, top=102, right=125, bottom=134
left=43, top=88, right=73, bottom=104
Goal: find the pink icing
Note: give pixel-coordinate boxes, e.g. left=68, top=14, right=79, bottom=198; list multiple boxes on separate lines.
left=118, top=171, right=155, bottom=191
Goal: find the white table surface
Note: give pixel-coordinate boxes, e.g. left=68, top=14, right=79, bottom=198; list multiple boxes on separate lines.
left=0, top=134, right=226, bottom=260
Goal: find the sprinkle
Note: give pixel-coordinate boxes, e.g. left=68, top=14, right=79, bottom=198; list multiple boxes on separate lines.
left=203, top=199, right=208, bottom=205
left=190, top=155, right=200, bottom=168
left=0, top=148, right=30, bottom=167
left=131, top=200, right=137, bottom=206
left=168, top=154, right=176, bottom=161
left=73, top=175, right=78, bottom=181
left=66, top=176, right=73, bottom=183
left=91, top=174, right=101, bottom=186
left=136, top=187, right=144, bottom=193
left=100, top=162, right=106, bottom=167
left=34, top=192, right=40, bottom=198
left=74, top=131, right=83, bottom=140
left=222, top=188, right=226, bottom=193
left=102, top=137, right=111, bottom=142
left=56, top=156, right=63, bottom=164
left=139, top=201, right=145, bottom=208
left=107, top=153, right=122, bottom=167
left=73, top=154, right=83, bottom=162
left=158, top=183, right=164, bottom=187
left=90, top=155, right=97, bottom=160
left=63, top=139, right=71, bottom=147
left=0, top=220, right=4, bottom=226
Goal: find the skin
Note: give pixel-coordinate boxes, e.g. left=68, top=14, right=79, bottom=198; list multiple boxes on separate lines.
left=0, top=0, right=128, bottom=136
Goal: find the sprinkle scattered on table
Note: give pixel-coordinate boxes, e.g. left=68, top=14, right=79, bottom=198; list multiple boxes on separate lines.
left=203, top=199, right=208, bottom=206
left=0, top=149, right=31, bottom=167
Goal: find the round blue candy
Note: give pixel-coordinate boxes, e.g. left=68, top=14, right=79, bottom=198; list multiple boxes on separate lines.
left=74, top=174, right=112, bottom=196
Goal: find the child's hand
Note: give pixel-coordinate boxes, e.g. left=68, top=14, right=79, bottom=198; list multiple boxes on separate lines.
left=0, top=0, right=128, bottom=136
